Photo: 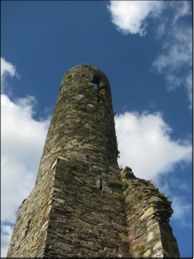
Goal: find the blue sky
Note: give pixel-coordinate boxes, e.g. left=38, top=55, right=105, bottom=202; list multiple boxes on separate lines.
left=1, top=1, right=192, bottom=257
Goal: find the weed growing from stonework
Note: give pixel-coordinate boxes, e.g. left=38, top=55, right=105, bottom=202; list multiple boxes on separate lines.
left=134, top=245, right=146, bottom=258
left=107, top=179, right=121, bottom=188
left=158, top=192, right=172, bottom=204
left=118, top=233, right=129, bottom=243
left=121, top=180, right=129, bottom=192
left=66, top=74, right=72, bottom=79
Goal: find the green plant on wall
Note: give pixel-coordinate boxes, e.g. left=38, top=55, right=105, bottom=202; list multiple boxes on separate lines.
left=66, top=74, right=73, bottom=79
left=118, top=233, right=129, bottom=243
left=158, top=192, right=172, bottom=204
left=121, top=180, right=128, bottom=192
left=134, top=245, right=146, bottom=258
left=107, top=179, right=121, bottom=188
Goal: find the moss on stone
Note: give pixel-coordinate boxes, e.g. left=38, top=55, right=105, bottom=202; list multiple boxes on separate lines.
left=134, top=244, right=146, bottom=258
left=107, top=179, right=121, bottom=188
left=118, top=233, right=129, bottom=243
left=66, top=74, right=73, bottom=79
left=121, top=180, right=129, bottom=192
left=158, top=192, right=171, bottom=203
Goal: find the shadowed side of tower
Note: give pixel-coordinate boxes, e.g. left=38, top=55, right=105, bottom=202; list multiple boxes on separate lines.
left=7, top=65, right=129, bottom=257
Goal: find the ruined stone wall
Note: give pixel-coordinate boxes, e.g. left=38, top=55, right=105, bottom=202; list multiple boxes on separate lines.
left=120, top=167, right=180, bottom=258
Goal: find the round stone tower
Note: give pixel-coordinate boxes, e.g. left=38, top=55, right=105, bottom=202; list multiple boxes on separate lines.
left=7, top=64, right=129, bottom=258
left=36, top=64, right=118, bottom=183
left=7, top=64, right=180, bottom=258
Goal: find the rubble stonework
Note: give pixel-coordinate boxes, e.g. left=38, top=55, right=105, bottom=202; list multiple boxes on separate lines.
left=120, top=167, right=180, bottom=258
left=7, top=65, right=179, bottom=258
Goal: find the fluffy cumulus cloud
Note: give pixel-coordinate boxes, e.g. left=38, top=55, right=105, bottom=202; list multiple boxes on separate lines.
left=107, top=1, right=164, bottom=36
left=115, top=112, right=191, bottom=179
left=1, top=94, right=50, bottom=222
left=1, top=57, right=50, bottom=256
left=115, top=111, right=192, bottom=226
left=108, top=1, right=192, bottom=108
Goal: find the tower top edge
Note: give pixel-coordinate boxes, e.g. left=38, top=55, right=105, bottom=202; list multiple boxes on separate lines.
left=64, top=64, right=109, bottom=81
left=67, top=64, right=103, bottom=72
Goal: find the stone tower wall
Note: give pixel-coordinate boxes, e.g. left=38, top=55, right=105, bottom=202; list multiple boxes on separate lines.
left=36, top=64, right=118, bottom=184
left=7, top=65, right=129, bottom=257
left=6, top=165, right=54, bottom=257
left=43, top=158, right=129, bottom=257
left=7, top=65, right=180, bottom=258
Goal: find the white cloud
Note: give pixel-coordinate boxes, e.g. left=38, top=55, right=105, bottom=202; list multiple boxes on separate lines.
left=1, top=57, right=18, bottom=93
left=115, top=111, right=192, bottom=226
left=1, top=58, right=50, bottom=257
left=1, top=225, right=13, bottom=258
left=171, top=1, right=191, bottom=24
left=1, top=58, right=16, bottom=80
left=1, top=94, right=50, bottom=222
left=107, top=1, right=164, bottom=36
left=185, top=72, right=192, bottom=109
left=171, top=196, right=192, bottom=226
left=108, top=1, right=192, bottom=108
left=153, top=25, right=192, bottom=107
left=115, top=111, right=192, bottom=180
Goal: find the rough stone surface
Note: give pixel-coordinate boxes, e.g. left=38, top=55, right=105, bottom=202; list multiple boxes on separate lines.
left=7, top=64, right=180, bottom=258
left=120, top=166, right=180, bottom=258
